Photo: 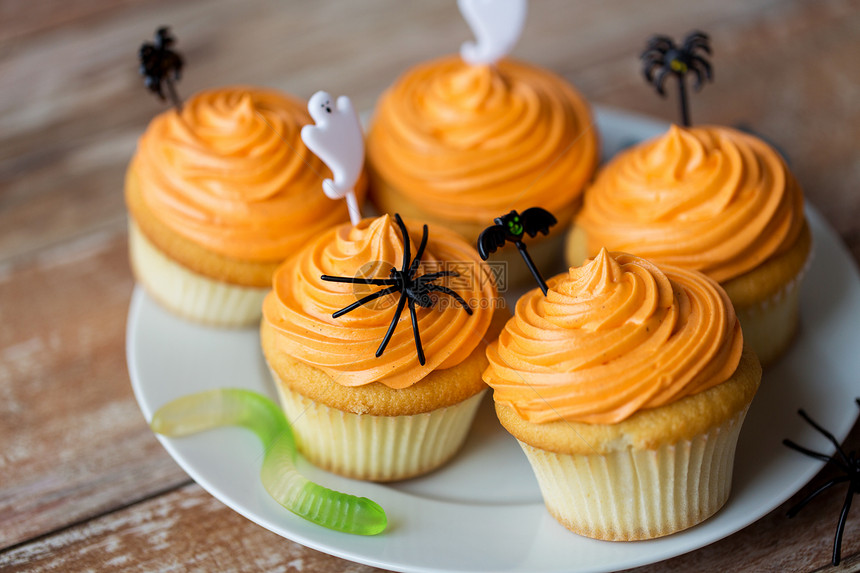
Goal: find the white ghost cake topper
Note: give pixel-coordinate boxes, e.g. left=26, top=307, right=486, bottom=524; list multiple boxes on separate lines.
left=459, top=0, right=528, bottom=66
left=301, top=90, right=364, bottom=225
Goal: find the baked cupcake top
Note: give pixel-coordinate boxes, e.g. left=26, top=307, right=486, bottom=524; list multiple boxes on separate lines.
left=262, top=214, right=498, bottom=389
left=575, top=125, right=805, bottom=283
left=130, top=86, right=358, bottom=262
left=484, top=249, right=743, bottom=424
left=367, top=56, right=598, bottom=222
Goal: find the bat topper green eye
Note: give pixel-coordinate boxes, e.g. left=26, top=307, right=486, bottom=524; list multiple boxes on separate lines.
left=507, top=218, right=523, bottom=236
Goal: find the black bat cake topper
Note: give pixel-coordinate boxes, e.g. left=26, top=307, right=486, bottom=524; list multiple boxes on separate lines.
left=641, top=30, right=713, bottom=127
left=783, top=399, right=860, bottom=566
left=321, top=214, right=472, bottom=366
left=478, top=207, right=557, bottom=295
left=139, top=26, right=184, bottom=111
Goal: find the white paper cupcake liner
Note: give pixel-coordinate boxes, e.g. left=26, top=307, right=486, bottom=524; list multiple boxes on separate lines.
left=519, top=408, right=749, bottom=541
left=734, top=250, right=811, bottom=367
left=274, top=374, right=486, bottom=482
left=129, top=222, right=268, bottom=327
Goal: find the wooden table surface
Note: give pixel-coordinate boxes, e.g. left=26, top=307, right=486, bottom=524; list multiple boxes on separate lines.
left=2, top=1, right=860, bottom=571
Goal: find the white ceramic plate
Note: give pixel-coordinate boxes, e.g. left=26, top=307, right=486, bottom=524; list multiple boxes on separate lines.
left=127, top=107, right=860, bottom=573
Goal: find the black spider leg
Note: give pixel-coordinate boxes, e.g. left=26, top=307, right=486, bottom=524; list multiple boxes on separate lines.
left=377, top=292, right=408, bottom=358
left=375, top=214, right=418, bottom=360
left=689, top=55, right=713, bottom=91
left=783, top=403, right=860, bottom=566
left=424, top=283, right=473, bottom=314
left=320, top=275, right=398, bottom=318
left=682, top=31, right=710, bottom=53
left=644, top=35, right=674, bottom=54
left=408, top=297, right=424, bottom=365
left=396, top=214, right=413, bottom=274
left=785, top=475, right=850, bottom=518
left=797, top=409, right=852, bottom=467
left=515, top=240, right=549, bottom=296
left=833, top=481, right=855, bottom=565
left=642, top=58, right=665, bottom=86
left=409, top=222, right=429, bottom=276
left=401, top=217, right=431, bottom=364
left=320, top=276, right=394, bottom=286
left=415, top=270, right=456, bottom=281
left=641, top=36, right=674, bottom=87
left=784, top=472, right=852, bottom=566
left=331, top=285, right=399, bottom=319
left=411, top=271, right=471, bottom=313
left=652, top=67, right=672, bottom=97
left=830, top=400, right=860, bottom=566
left=783, top=438, right=843, bottom=466
left=642, top=52, right=666, bottom=86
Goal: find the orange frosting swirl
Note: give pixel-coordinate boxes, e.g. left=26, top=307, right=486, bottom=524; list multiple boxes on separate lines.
left=576, top=125, right=805, bottom=283
left=262, top=215, right=498, bottom=388
left=484, top=249, right=743, bottom=424
left=133, top=87, right=357, bottom=262
left=367, top=56, right=598, bottom=221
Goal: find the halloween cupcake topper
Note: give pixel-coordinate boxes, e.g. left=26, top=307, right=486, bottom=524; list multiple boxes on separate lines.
left=321, top=214, right=472, bottom=366
left=301, top=91, right=364, bottom=225
left=641, top=30, right=713, bottom=127
left=478, top=207, right=556, bottom=295
left=138, top=26, right=184, bottom=111
left=459, top=0, right=528, bottom=66
left=783, top=399, right=860, bottom=566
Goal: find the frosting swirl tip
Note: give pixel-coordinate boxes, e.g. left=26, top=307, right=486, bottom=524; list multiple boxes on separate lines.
left=485, top=250, right=743, bottom=424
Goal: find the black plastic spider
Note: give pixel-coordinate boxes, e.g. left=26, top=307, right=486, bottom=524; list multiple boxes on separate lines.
left=320, top=214, right=472, bottom=366
left=641, top=30, right=712, bottom=127
left=139, top=26, right=184, bottom=110
left=782, top=399, right=860, bottom=566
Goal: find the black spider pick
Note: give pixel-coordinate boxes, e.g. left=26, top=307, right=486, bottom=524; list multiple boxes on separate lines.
left=477, top=207, right=556, bottom=296
left=782, top=399, right=860, bottom=566
left=139, top=26, right=184, bottom=111
left=641, top=30, right=713, bottom=127
left=320, top=214, right=472, bottom=366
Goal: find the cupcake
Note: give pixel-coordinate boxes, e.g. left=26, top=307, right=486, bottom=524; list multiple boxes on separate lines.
left=567, top=125, right=810, bottom=365
left=366, top=55, right=598, bottom=280
left=484, top=249, right=761, bottom=540
left=125, top=87, right=365, bottom=326
left=261, top=214, right=504, bottom=481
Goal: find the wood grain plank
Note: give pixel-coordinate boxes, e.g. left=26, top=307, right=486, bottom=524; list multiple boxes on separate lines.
left=0, top=0, right=162, bottom=44
left=0, top=232, right=189, bottom=549
left=0, top=483, right=385, bottom=573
